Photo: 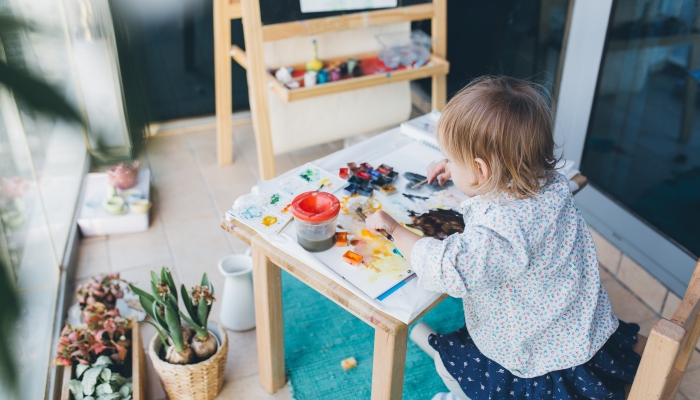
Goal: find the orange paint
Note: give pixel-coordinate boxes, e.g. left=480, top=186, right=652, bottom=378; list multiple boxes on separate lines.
left=281, top=204, right=292, bottom=214
left=342, top=250, right=363, bottom=266
left=336, top=232, right=348, bottom=247
left=262, top=215, right=278, bottom=227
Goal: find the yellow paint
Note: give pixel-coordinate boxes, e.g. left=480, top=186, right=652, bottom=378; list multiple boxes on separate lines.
left=350, top=228, right=409, bottom=282
left=340, top=195, right=382, bottom=216
left=262, top=215, right=278, bottom=227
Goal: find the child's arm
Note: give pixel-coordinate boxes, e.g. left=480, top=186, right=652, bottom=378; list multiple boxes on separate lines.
left=366, top=209, right=530, bottom=298
left=365, top=210, right=421, bottom=264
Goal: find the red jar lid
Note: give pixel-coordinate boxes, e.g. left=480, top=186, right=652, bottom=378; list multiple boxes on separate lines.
left=291, top=191, right=340, bottom=223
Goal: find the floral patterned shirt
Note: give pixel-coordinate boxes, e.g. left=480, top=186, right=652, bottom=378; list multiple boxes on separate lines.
left=411, top=172, right=619, bottom=378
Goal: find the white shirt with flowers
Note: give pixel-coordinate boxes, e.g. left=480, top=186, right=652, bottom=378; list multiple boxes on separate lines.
left=410, top=172, right=619, bottom=378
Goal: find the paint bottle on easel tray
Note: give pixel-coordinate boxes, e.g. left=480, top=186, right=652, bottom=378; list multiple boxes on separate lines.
left=291, top=191, right=340, bottom=252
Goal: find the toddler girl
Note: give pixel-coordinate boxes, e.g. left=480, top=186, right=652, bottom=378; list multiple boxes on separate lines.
left=365, top=76, right=641, bottom=399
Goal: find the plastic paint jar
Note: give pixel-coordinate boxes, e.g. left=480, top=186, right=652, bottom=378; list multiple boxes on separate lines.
left=291, top=191, right=340, bottom=252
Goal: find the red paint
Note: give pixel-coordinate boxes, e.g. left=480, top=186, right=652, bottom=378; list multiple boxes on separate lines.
left=355, top=171, right=371, bottom=180
left=339, top=167, right=349, bottom=179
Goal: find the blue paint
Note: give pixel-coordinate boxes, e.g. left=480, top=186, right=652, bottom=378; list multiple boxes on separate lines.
left=343, top=184, right=357, bottom=196
left=357, top=186, right=373, bottom=197
left=377, top=280, right=406, bottom=301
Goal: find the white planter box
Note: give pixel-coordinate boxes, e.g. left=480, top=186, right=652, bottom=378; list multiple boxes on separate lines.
left=77, top=169, right=151, bottom=236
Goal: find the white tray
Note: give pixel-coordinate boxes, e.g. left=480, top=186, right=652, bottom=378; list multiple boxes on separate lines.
left=77, top=169, right=151, bottom=236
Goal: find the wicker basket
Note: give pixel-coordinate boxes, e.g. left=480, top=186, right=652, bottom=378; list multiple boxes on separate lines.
left=148, top=322, right=228, bottom=400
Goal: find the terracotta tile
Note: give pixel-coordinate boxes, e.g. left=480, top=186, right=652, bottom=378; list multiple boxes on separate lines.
left=146, top=134, right=189, bottom=155
left=107, top=227, right=173, bottom=272
left=152, top=169, right=209, bottom=200
left=165, top=219, right=232, bottom=260
left=186, top=129, right=217, bottom=151
left=147, top=149, right=199, bottom=179
left=118, top=263, right=180, bottom=293
left=216, top=373, right=291, bottom=399
left=211, top=186, right=256, bottom=216
left=158, top=191, right=219, bottom=228
left=589, top=228, right=622, bottom=273
left=223, top=329, right=260, bottom=381
left=201, top=160, right=257, bottom=191
left=617, top=254, right=667, bottom=313
left=662, top=292, right=683, bottom=320
left=680, top=367, right=700, bottom=399
left=688, top=350, right=700, bottom=371
left=636, top=317, right=658, bottom=337
left=599, top=266, right=613, bottom=282
left=602, top=279, right=657, bottom=323
left=75, top=237, right=110, bottom=279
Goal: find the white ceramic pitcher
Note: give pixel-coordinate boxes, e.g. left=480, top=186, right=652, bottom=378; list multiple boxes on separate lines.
left=218, top=249, right=256, bottom=331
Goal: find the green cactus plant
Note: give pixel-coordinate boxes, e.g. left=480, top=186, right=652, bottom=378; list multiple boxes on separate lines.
left=180, top=274, right=217, bottom=359
left=68, top=355, right=132, bottom=400
left=128, top=267, right=193, bottom=365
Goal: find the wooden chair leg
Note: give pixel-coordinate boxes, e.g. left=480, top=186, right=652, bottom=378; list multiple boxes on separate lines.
left=240, top=0, right=277, bottom=179
left=214, top=0, right=233, bottom=165
left=252, top=243, right=286, bottom=392
left=431, top=0, right=447, bottom=111
left=371, top=326, right=408, bottom=400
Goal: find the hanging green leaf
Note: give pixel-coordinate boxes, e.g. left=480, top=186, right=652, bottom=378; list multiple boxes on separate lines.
left=0, top=61, right=83, bottom=124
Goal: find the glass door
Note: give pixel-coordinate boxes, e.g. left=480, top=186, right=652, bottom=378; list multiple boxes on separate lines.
left=556, top=0, right=699, bottom=295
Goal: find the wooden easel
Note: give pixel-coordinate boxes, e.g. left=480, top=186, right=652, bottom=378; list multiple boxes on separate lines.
left=213, top=0, right=449, bottom=179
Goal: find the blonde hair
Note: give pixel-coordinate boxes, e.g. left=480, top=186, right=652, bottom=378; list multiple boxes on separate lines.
left=436, top=76, right=558, bottom=198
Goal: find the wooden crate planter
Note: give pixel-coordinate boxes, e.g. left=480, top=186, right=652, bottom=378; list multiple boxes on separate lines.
left=59, top=317, right=146, bottom=400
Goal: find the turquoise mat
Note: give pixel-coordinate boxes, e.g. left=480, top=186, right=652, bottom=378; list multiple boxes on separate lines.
left=282, top=270, right=465, bottom=399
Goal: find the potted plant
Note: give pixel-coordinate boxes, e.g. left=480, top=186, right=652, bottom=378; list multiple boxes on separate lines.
left=130, top=268, right=227, bottom=400
left=76, top=273, right=129, bottom=311
left=66, top=356, right=133, bottom=400
left=57, top=294, right=145, bottom=399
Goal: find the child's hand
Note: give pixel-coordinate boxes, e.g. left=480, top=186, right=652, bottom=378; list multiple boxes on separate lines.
left=365, top=210, right=399, bottom=237
left=427, top=159, right=451, bottom=186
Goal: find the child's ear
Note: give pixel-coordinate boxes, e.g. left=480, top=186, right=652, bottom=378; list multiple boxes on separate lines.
left=474, top=158, right=490, bottom=183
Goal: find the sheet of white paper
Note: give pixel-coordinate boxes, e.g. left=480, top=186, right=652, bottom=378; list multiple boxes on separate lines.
left=299, top=0, right=397, bottom=13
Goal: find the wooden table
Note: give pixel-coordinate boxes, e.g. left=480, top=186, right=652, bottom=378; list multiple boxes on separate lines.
left=220, top=164, right=588, bottom=399
left=220, top=218, right=447, bottom=400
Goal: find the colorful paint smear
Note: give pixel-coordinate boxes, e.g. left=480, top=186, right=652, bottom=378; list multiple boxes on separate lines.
left=299, top=167, right=322, bottom=183
left=408, top=208, right=465, bottom=239
left=239, top=204, right=264, bottom=220
left=270, top=193, right=280, bottom=205
left=349, top=229, right=410, bottom=283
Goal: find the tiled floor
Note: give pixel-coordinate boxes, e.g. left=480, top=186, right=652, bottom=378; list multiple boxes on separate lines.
left=73, top=116, right=700, bottom=399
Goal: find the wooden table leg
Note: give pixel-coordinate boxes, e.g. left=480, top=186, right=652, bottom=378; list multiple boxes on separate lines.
left=252, top=244, right=286, bottom=392
left=371, top=326, right=408, bottom=400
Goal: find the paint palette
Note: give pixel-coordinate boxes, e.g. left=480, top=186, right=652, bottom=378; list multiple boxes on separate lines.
left=278, top=163, right=347, bottom=196
left=229, top=198, right=290, bottom=232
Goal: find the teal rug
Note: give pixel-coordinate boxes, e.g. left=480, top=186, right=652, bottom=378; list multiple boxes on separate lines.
left=281, top=270, right=465, bottom=399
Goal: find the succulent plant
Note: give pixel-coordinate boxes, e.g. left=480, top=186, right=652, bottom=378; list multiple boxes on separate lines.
left=129, top=267, right=194, bottom=365
left=68, top=355, right=133, bottom=400
left=76, top=274, right=129, bottom=310
left=180, top=274, right=217, bottom=359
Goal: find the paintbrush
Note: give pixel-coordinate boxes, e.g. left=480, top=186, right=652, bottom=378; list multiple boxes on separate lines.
left=274, top=184, right=325, bottom=236
left=355, top=207, right=394, bottom=242
left=411, top=179, right=428, bottom=189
